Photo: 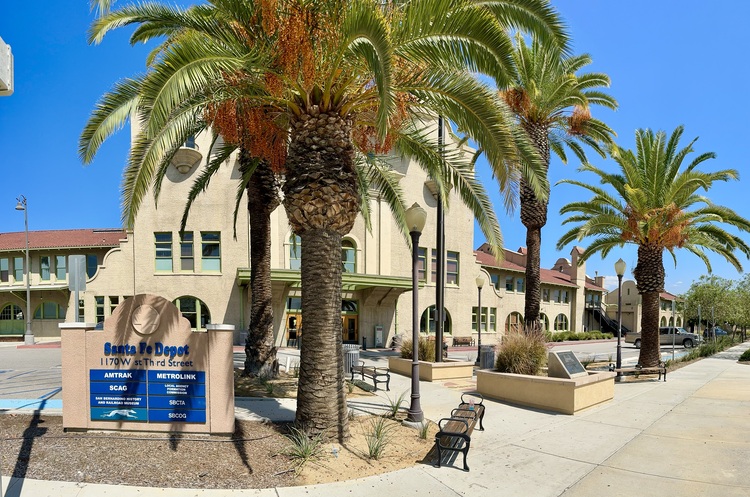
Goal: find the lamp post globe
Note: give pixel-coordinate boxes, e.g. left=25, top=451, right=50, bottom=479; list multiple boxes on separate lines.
left=405, top=203, right=426, bottom=423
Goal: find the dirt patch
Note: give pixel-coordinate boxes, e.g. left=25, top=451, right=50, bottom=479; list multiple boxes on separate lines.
left=0, top=412, right=436, bottom=489
left=233, top=369, right=375, bottom=398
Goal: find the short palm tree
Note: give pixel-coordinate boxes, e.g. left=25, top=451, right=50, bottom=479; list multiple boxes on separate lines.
left=499, top=35, right=617, bottom=329
left=85, top=0, right=568, bottom=440
left=557, top=126, right=750, bottom=366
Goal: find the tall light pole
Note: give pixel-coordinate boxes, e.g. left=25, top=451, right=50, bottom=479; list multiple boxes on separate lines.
left=614, top=258, right=626, bottom=382
left=15, top=195, right=33, bottom=345
left=475, top=275, right=484, bottom=366
left=406, top=203, right=427, bottom=423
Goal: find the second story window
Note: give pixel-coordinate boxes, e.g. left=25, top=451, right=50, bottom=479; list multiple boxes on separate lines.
left=56, top=255, right=67, bottom=280
left=86, top=254, right=98, bottom=278
left=505, top=276, right=513, bottom=291
left=40, top=256, right=51, bottom=281
left=289, top=235, right=301, bottom=270
left=542, top=288, right=550, bottom=302
left=515, top=277, right=525, bottom=293
left=0, top=258, right=8, bottom=283
left=417, top=247, right=426, bottom=281
left=342, top=239, right=356, bottom=273
left=180, top=232, right=194, bottom=271
left=446, top=251, right=459, bottom=285
left=155, top=233, right=173, bottom=271
left=13, top=257, right=23, bottom=282
left=553, top=289, right=561, bottom=303
left=201, top=232, right=221, bottom=271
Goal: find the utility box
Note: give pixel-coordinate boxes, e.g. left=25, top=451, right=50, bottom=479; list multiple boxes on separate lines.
left=0, top=36, right=13, bottom=96
left=374, top=325, right=384, bottom=348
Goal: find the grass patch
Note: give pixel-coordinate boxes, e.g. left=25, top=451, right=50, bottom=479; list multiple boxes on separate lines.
left=282, top=426, right=325, bottom=472
left=365, top=417, right=395, bottom=460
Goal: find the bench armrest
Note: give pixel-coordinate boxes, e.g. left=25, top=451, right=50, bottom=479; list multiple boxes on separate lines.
left=372, top=367, right=390, bottom=374
left=460, top=392, right=484, bottom=406
left=451, top=407, right=478, bottom=420
left=438, top=417, right=469, bottom=434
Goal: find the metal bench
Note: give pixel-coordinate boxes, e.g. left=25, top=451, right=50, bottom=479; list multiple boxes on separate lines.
left=452, top=336, right=475, bottom=347
left=350, top=361, right=390, bottom=391
left=609, top=362, right=667, bottom=381
left=434, top=393, right=485, bottom=471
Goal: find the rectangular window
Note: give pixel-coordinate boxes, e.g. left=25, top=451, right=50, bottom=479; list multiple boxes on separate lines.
left=516, top=277, right=525, bottom=293
left=446, top=251, right=459, bottom=285
left=505, top=276, right=514, bottom=291
left=490, top=274, right=499, bottom=290
left=13, top=257, right=23, bottom=282
left=472, top=306, right=478, bottom=331
left=109, top=296, right=119, bottom=316
left=553, top=289, right=561, bottom=303
left=542, top=288, right=550, bottom=302
left=95, top=296, right=105, bottom=324
left=155, top=232, right=173, bottom=271
left=201, top=232, right=221, bottom=271
left=489, top=308, right=497, bottom=332
left=0, top=258, right=8, bottom=283
left=86, top=254, right=98, bottom=278
left=180, top=232, right=194, bottom=271
left=430, top=249, right=437, bottom=283
left=290, top=236, right=301, bottom=270
left=562, top=290, right=569, bottom=304
left=40, top=256, right=51, bottom=281
left=417, top=248, right=427, bottom=282
left=55, top=255, right=67, bottom=280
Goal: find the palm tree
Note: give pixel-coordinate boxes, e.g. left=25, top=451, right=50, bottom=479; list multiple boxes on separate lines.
left=85, top=0, right=568, bottom=440
left=557, top=126, right=750, bottom=366
left=499, top=35, right=617, bottom=329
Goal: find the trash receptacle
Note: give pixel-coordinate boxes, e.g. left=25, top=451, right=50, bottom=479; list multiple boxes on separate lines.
left=479, top=345, right=495, bottom=369
left=344, top=349, right=360, bottom=375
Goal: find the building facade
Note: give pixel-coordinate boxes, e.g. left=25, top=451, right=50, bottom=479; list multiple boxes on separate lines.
left=2, top=123, right=610, bottom=345
left=604, top=281, right=684, bottom=333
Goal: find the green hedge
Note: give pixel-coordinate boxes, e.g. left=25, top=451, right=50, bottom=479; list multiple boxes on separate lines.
left=739, top=348, right=750, bottom=362
left=545, top=331, right=613, bottom=342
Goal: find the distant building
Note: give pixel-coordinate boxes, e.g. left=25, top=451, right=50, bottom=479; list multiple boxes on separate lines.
left=604, top=280, right=684, bottom=333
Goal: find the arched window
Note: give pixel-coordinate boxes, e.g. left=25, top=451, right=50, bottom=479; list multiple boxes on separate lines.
left=668, top=316, right=674, bottom=326
left=676, top=317, right=682, bottom=327
left=505, top=312, right=523, bottom=334
left=420, top=306, right=452, bottom=334
left=33, top=302, right=65, bottom=320
left=0, top=304, right=23, bottom=321
left=660, top=316, right=667, bottom=327
left=174, top=296, right=211, bottom=330
left=554, top=314, right=568, bottom=331
left=540, top=313, right=550, bottom=332
left=342, top=239, right=356, bottom=273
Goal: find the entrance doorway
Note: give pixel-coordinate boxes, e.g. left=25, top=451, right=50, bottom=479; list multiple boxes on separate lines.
left=342, top=315, right=358, bottom=343
left=286, top=314, right=302, bottom=346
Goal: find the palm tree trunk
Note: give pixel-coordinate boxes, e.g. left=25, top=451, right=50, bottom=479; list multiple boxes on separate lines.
left=296, top=229, right=349, bottom=440
left=283, top=106, right=358, bottom=442
left=520, top=122, right=549, bottom=329
left=243, top=151, right=280, bottom=378
left=634, top=244, right=665, bottom=367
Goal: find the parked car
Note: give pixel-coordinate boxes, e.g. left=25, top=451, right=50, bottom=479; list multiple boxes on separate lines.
left=703, top=327, right=729, bottom=339
left=625, top=327, right=703, bottom=349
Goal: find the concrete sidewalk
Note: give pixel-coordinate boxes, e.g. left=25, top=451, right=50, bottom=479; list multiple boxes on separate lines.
left=3, top=342, right=749, bottom=497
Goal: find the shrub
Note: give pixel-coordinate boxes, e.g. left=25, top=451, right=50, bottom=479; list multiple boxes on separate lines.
left=740, top=349, right=750, bottom=362
left=545, top=331, right=613, bottom=342
left=400, top=337, right=436, bottom=362
left=282, top=426, right=324, bottom=472
left=495, top=328, right=547, bottom=375
left=384, top=390, right=408, bottom=418
left=366, top=417, right=395, bottom=460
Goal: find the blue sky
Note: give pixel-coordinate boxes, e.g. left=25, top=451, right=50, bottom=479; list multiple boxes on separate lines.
left=1, top=1, right=749, bottom=293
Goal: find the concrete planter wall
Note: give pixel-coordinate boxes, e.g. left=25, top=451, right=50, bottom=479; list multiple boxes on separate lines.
left=476, top=370, right=616, bottom=415
left=388, top=357, right=474, bottom=381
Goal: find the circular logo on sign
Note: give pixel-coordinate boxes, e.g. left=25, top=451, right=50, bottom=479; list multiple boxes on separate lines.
left=131, top=305, right=160, bottom=336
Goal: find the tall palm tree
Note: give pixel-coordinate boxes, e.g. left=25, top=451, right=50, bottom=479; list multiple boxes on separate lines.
left=557, top=126, right=750, bottom=366
left=85, top=0, right=568, bottom=440
left=499, top=35, right=616, bottom=329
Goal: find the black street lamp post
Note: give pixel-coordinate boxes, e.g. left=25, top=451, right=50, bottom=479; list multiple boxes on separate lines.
left=15, top=195, right=33, bottom=345
left=406, top=203, right=427, bottom=423
left=614, top=258, right=626, bottom=382
left=475, top=275, right=484, bottom=366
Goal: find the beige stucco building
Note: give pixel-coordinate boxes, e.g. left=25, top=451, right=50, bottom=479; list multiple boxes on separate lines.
left=604, top=281, right=684, bottom=333
left=1, top=122, right=610, bottom=345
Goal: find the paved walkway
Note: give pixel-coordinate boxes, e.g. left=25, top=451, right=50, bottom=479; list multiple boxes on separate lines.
left=2, top=342, right=749, bottom=497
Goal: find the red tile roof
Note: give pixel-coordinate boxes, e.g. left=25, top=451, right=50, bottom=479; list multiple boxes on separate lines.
left=475, top=245, right=606, bottom=292
left=0, top=229, right=126, bottom=251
